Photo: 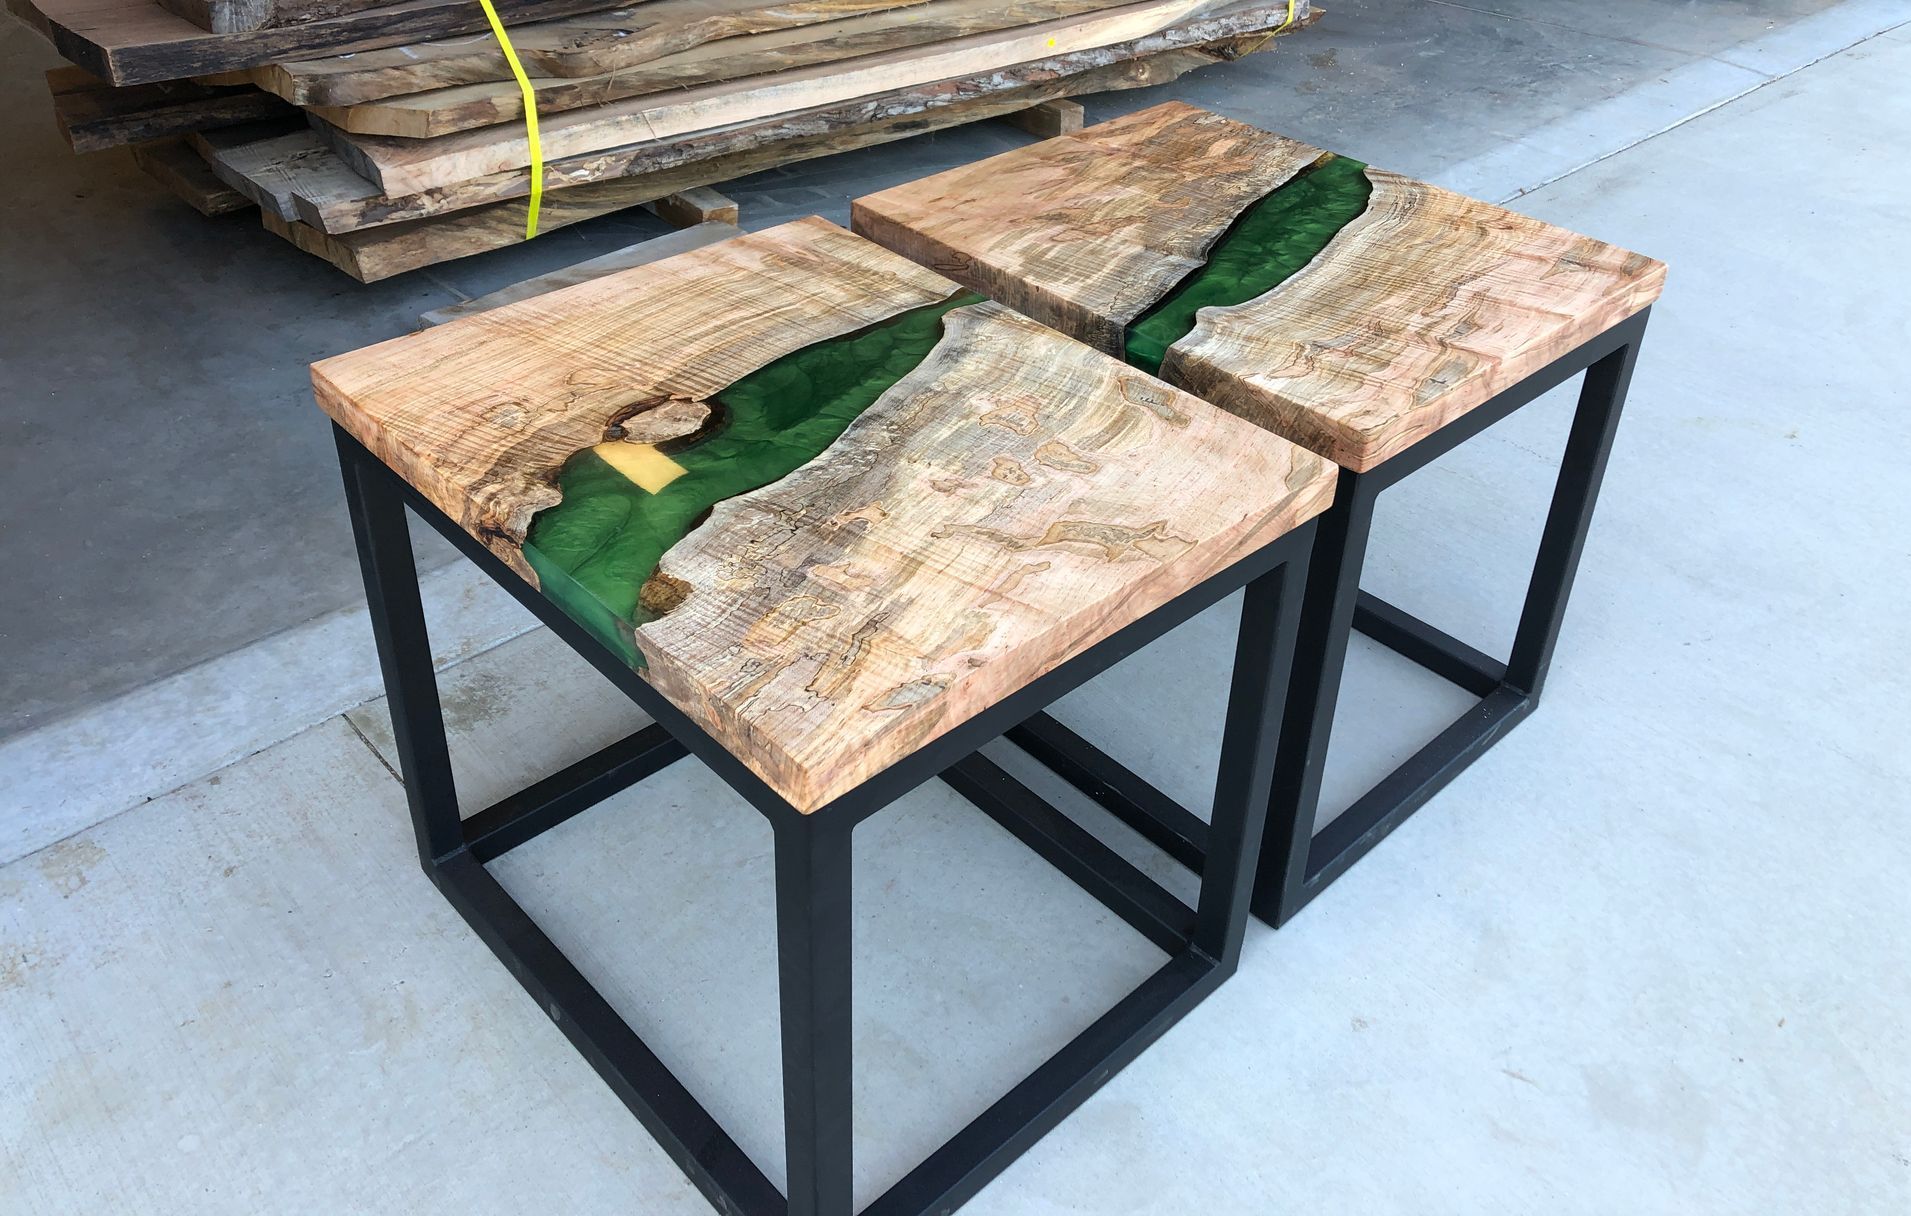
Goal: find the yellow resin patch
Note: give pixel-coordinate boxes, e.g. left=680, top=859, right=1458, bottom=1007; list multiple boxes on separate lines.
left=594, top=441, right=687, bottom=493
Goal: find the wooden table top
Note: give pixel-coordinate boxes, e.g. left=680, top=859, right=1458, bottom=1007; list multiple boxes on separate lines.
left=314, top=217, right=1333, bottom=812
left=853, top=102, right=1667, bottom=472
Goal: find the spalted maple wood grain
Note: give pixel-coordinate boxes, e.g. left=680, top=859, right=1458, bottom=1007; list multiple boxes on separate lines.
left=324, top=0, right=1250, bottom=195
left=311, top=218, right=957, bottom=563
left=1164, top=166, right=1666, bottom=469
left=307, top=0, right=1123, bottom=138
left=855, top=100, right=1320, bottom=354
left=855, top=101, right=1666, bottom=471
left=639, top=299, right=1331, bottom=811
left=313, top=218, right=1331, bottom=810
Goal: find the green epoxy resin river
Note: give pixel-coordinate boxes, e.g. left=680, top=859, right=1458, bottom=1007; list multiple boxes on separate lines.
left=1124, top=154, right=1374, bottom=376
left=523, top=291, right=987, bottom=668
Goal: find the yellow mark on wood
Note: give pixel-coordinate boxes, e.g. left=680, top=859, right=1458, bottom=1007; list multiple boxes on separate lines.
left=475, top=0, right=543, bottom=239
left=595, top=441, right=687, bottom=493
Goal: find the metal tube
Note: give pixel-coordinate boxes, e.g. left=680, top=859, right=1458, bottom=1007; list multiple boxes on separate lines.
left=1255, top=465, right=1378, bottom=926
left=776, top=815, right=856, bottom=1216
left=1506, top=324, right=1646, bottom=696
left=1197, top=558, right=1304, bottom=965
left=335, top=427, right=463, bottom=867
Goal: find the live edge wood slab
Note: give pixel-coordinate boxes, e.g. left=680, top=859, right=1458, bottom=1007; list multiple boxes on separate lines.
left=853, top=102, right=1667, bottom=472
left=313, top=218, right=1333, bottom=812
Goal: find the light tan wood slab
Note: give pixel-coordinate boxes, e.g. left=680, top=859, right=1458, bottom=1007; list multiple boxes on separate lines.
left=1165, top=166, right=1665, bottom=469
left=253, top=34, right=1274, bottom=279
left=856, top=100, right=1319, bottom=353
left=314, top=217, right=954, bottom=560
left=854, top=101, right=1667, bottom=471
left=313, top=217, right=1331, bottom=811
left=326, top=0, right=1255, bottom=195
left=639, top=297, right=1332, bottom=810
left=260, top=42, right=1247, bottom=279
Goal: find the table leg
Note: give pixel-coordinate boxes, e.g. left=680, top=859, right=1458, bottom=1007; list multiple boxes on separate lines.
left=776, top=814, right=856, bottom=1216
left=336, top=428, right=462, bottom=868
left=1507, top=330, right=1645, bottom=696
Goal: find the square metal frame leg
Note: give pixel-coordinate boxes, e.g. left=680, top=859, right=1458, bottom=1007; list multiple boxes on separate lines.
left=335, top=426, right=1311, bottom=1216
left=1004, top=308, right=1650, bottom=927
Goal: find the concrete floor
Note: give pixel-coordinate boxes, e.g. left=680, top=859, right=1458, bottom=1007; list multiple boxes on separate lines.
left=5, top=10, right=1910, bottom=1213
left=0, top=0, right=1861, bottom=742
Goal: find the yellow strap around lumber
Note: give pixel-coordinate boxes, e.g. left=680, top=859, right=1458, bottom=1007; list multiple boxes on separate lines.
left=475, top=0, right=543, bottom=240
left=1238, top=0, right=1301, bottom=57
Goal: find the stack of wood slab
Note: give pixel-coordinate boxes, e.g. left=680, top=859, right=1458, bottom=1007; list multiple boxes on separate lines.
left=12, top=0, right=1312, bottom=280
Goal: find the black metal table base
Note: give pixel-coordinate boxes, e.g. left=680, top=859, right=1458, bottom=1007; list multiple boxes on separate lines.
left=1009, top=309, right=1651, bottom=928
left=335, top=426, right=1315, bottom=1216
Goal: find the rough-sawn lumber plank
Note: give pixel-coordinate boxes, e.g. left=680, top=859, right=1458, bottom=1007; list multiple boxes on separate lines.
left=159, top=0, right=405, bottom=36
left=45, top=64, right=292, bottom=152
left=261, top=38, right=1266, bottom=279
left=278, top=23, right=1285, bottom=236
left=305, top=0, right=1127, bottom=137
left=256, top=0, right=939, bottom=104
left=131, top=137, right=255, bottom=213
left=323, top=0, right=1259, bottom=195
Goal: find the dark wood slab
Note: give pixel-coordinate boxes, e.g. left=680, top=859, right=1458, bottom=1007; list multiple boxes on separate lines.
left=45, top=65, right=292, bottom=152
left=131, top=137, right=255, bottom=213
left=18, top=0, right=620, bottom=86
left=257, top=0, right=949, bottom=105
